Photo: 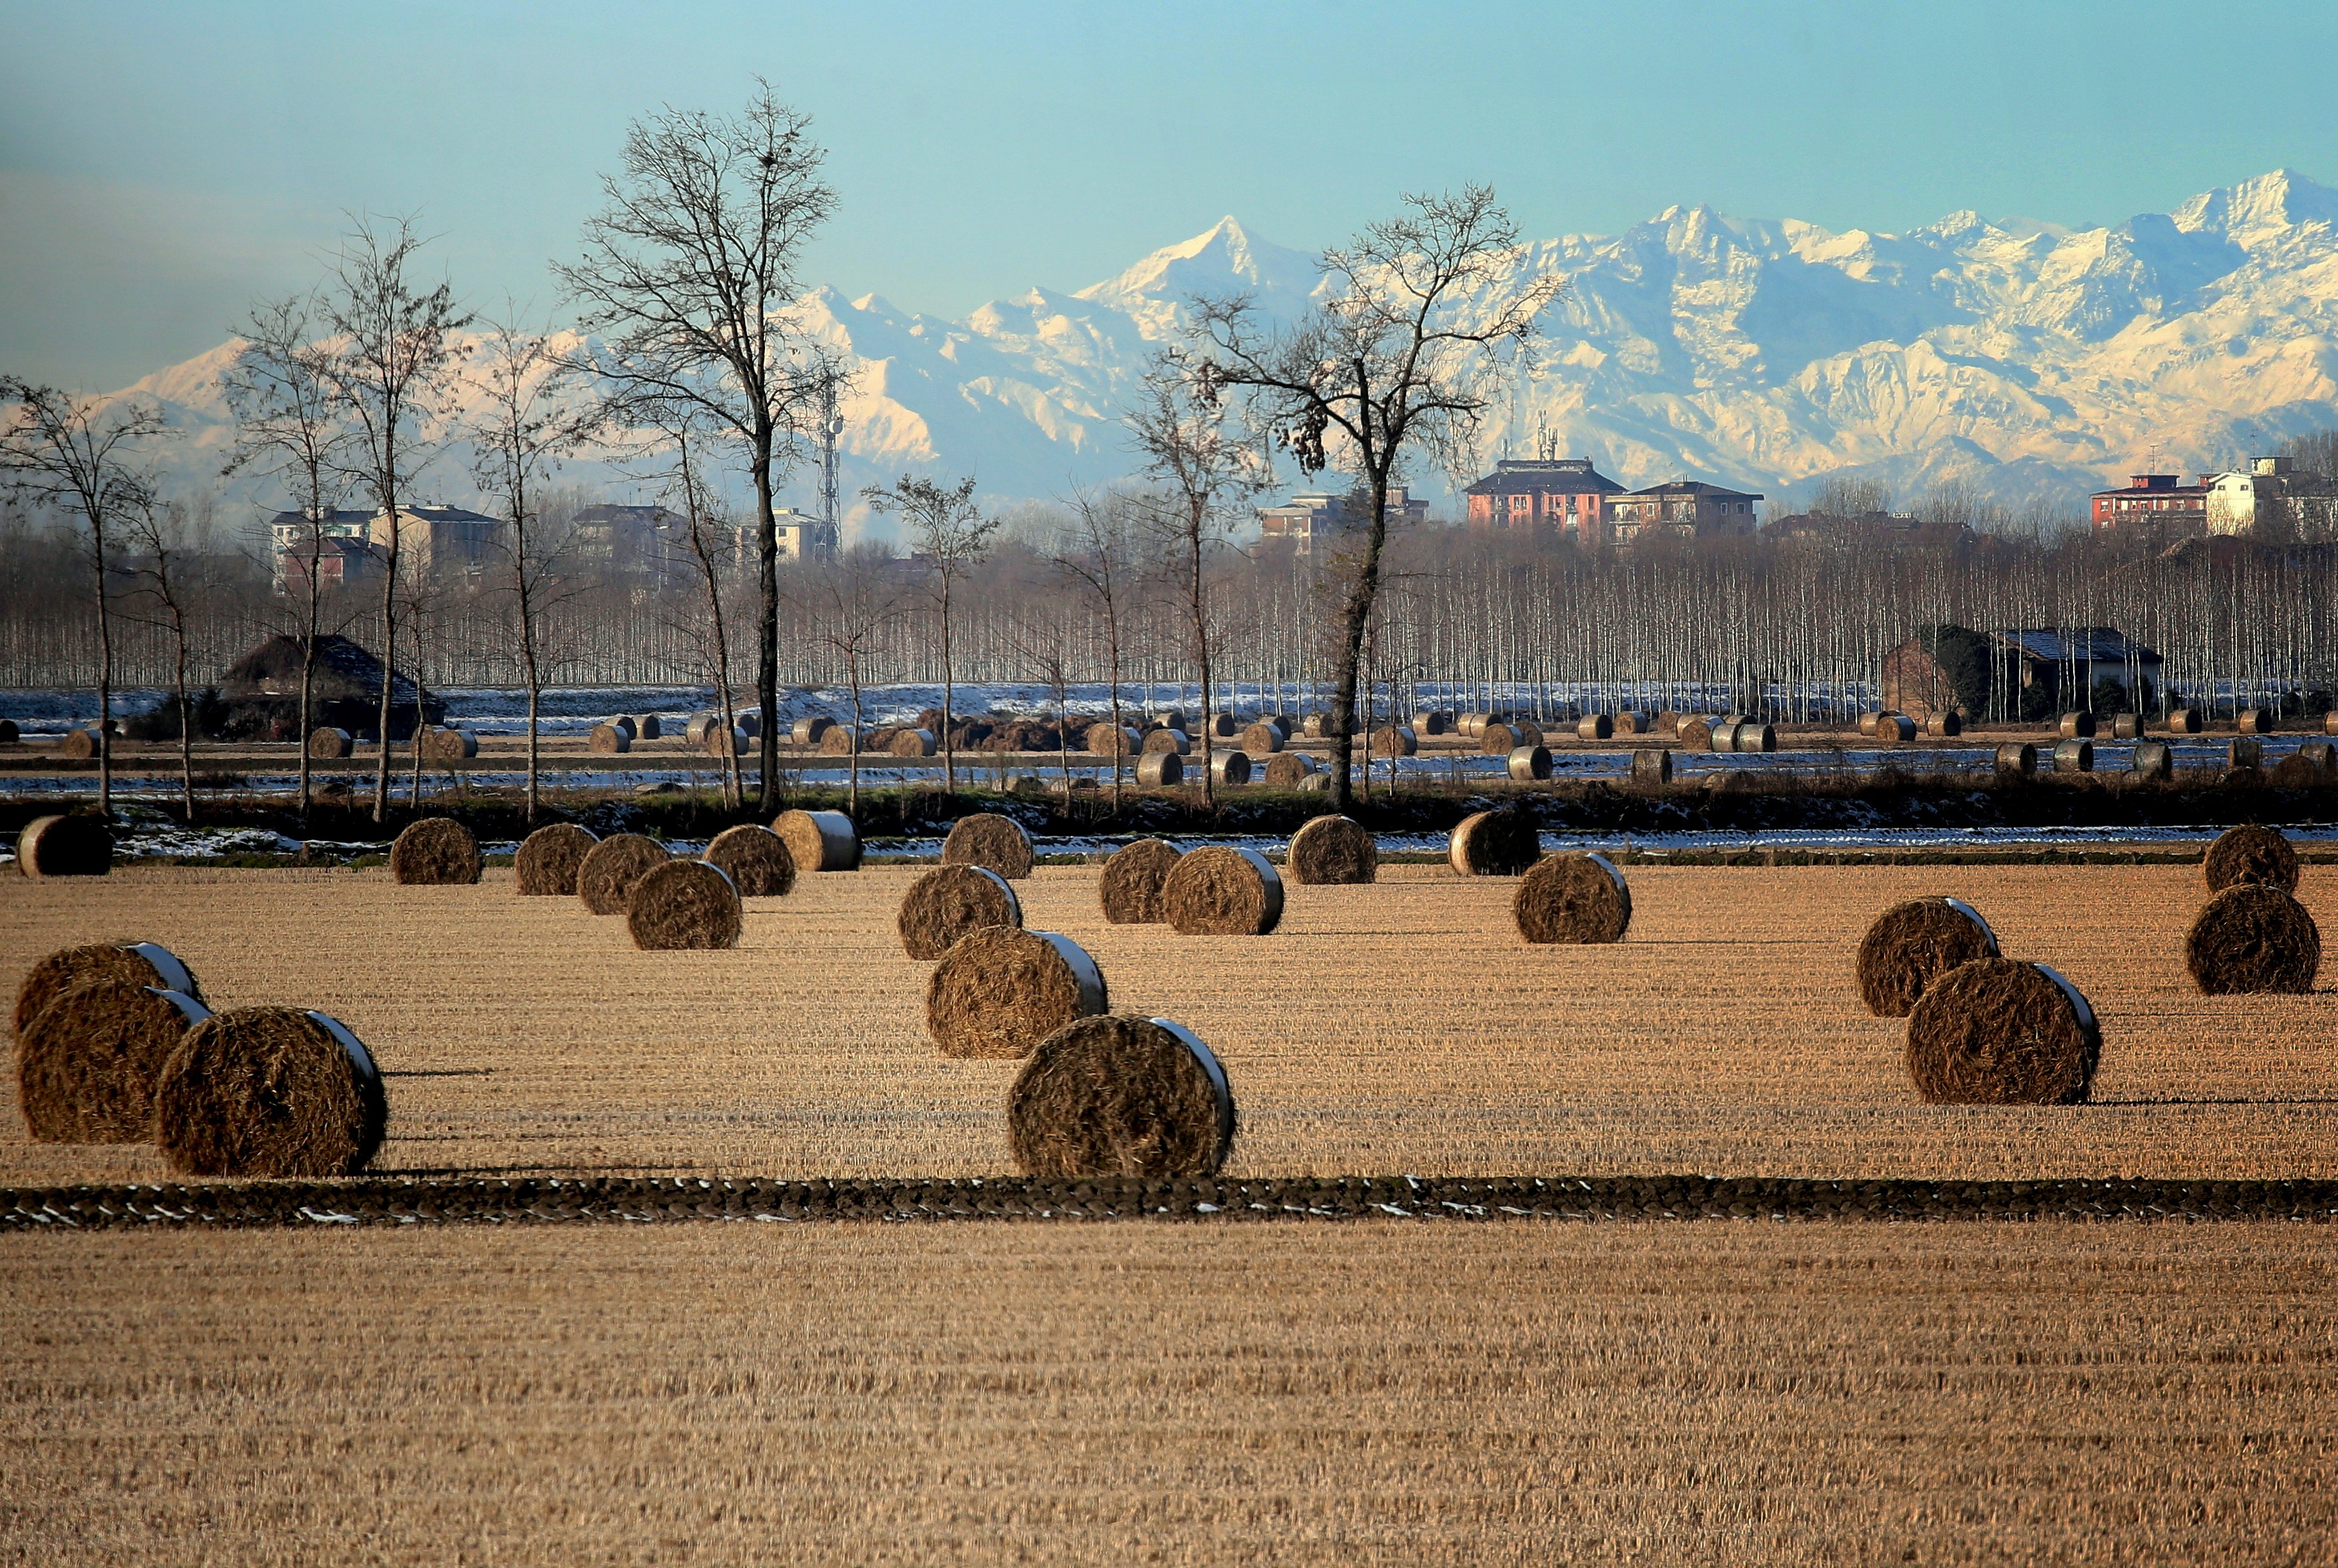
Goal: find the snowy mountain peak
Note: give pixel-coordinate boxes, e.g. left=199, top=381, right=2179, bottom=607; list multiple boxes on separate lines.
left=1073, top=216, right=1321, bottom=331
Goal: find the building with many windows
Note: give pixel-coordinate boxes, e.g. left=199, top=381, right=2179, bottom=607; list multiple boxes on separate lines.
left=1607, top=480, right=1764, bottom=542
left=1462, top=458, right=1623, bottom=542
left=2089, top=472, right=2210, bottom=535
left=1255, top=488, right=1427, bottom=557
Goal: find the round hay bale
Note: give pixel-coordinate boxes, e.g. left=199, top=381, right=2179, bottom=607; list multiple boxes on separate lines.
left=774, top=809, right=860, bottom=872
left=17, top=976, right=210, bottom=1143
left=2300, top=740, right=2338, bottom=777
left=1286, top=814, right=1377, bottom=885
left=587, top=722, right=631, bottom=754
left=1630, top=748, right=1673, bottom=789
left=1458, top=712, right=1488, bottom=737
left=1239, top=720, right=1285, bottom=756
left=707, top=724, right=749, bottom=757
left=2130, top=741, right=2174, bottom=781
left=943, top=812, right=1035, bottom=879
left=1448, top=809, right=1540, bottom=876
left=2059, top=710, right=2096, bottom=739
left=1210, top=750, right=1252, bottom=786
left=1925, top=712, right=1961, bottom=738
left=1160, top=846, right=1283, bottom=935
left=2203, top=824, right=2299, bottom=893
left=793, top=714, right=834, bottom=745
left=1514, top=852, right=1631, bottom=944
left=1152, top=709, right=1188, bottom=733
left=577, top=833, right=671, bottom=914
left=1854, top=897, right=2000, bottom=1017
left=1904, top=959, right=2098, bottom=1106
left=705, top=824, right=796, bottom=897
left=1613, top=711, right=1647, bottom=736
left=2167, top=706, right=2204, bottom=734
left=1412, top=710, right=1451, bottom=736
left=1300, top=713, right=1333, bottom=738
left=1874, top=714, right=1914, bottom=744
left=634, top=714, right=662, bottom=740
left=1677, top=717, right=1713, bottom=750
left=1508, top=745, right=1553, bottom=781
left=2238, top=706, right=2273, bottom=734
left=1737, top=722, right=1778, bottom=753
left=389, top=817, right=481, bottom=885
left=925, top=927, right=1107, bottom=1058
left=2110, top=712, right=2143, bottom=740
left=1576, top=713, right=1613, bottom=742
left=57, top=728, right=98, bottom=760
left=2268, top=753, right=2325, bottom=788
left=0, top=718, right=17, bottom=744
left=818, top=724, right=858, bottom=754
left=2228, top=738, right=2265, bottom=771
left=15, top=814, right=112, bottom=878
left=426, top=727, right=478, bottom=760
left=1858, top=710, right=1885, bottom=736
left=516, top=822, right=599, bottom=895
left=1996, top=742, right=2038, bottom=776
left=685, top=713, right=721, bottom=746
left=1261, top=752, right=1315, bottom=788
left=898, top=864, right=1023, bottom=959
left=1136, top=751, right=1184, bottom=786
left=1007, top=1014, right=1234, bottom=1179
left=1084, top=722, right=1141, bottom=756
left=153, top=1005, right=387, bottom=1177
left=1212, top=712, right=1242, bottom=737
left=626, top=858, right=742, bottom=951
left=889, top=727, right=937, bottom=758
left=612, top=716, right=638, bottom=742
left=2326, top=710, right=2338, bottom=736
left=307, top=726, right=353, bottom=760
left=1370, top=725, right=1417, bottom=757
left=2186, top=883, right=2320, bottom=995
left=1707, top=720, right=1740, bottom=753
left=1099, top=840, right=1183, bottom=923
left=13, top=940, right=202, bottom=1044
left=1142, top=727, right=1192, bottom=755
left=1481, top=722, right=1524, bottom=754
left=1656, top=710, right=1682, bottom=734
left=1297, top=773, right=1330, bottom=792
left=1512, top=720, right=1546, bottom=748
left=2053, top=738, right=2094, bottom=773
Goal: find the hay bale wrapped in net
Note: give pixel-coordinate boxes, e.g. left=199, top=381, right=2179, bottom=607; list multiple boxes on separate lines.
left=515, top=822, right=599, bottom=895
left=1449, top=808, right=1540, bottom=876
left=13, top=941, right=202, bottom=1043
left=1210, top=751, right=1252, bottom=786
left=1100, top=840, right=1183, bottom=923
left=2059, top=710, right=2097, bottom=739
left=898, top=864, right=1023, bottom=959
left=426, top=727, right=478, bottom=760
left=1508, top=745, right=1553, bottom=781
left=1152, top=709, right=1188, bottom=733
left=1905, top=959, right=2098, bottom=1106
left=705, top=824, right=796, bottom=897
left=890, top=727, right=937, bottom=758
left=1261, top=752, right=1314, bottom=788
left=1737, top=722, right=1778, bottom=753
left=627, top=858, right=742, bottom=950
left=15, top=814, right=112, bottom=878
left=1286, top=814, right=1378, bottom=884
left=2110, top=712, right=2143, bottom=740
left=2168, top=707, right=2203, bottom=733
left=1007, top=1014, right=1235, bottom=1179
left=943, top=812, right=1035, bottom=879
left=1854, top=897, right=2000, bottom=1017
left=1371, top=725, right=1417, bottom=757
left=2130, top=741, right=2174, bottom=781
left=2203, top=824, right=2298, bottom=892
left=1239, top=720, right=1285, bottom=756
left=1161, top=846, right=1283, bottom=935
left=1677, top=717, right=1713, bottom=750
left=1707, top=720, right=1741, bottom=753
left=587, top=722, right=632, bottom=754
left=1142, top=728, right=1192, bottom=755
left=2300, top=740, right=2338, bottom=776
left=1514, top=852, right=1631, bottom=944
left=2238, top=707, right=2273, bottom=734
left=2186, top=883, right=2320, bottom=994
left=685, top=713, right=719, bottom=746
left=18, top=977, right=211, bottom=1142
left=153, top=1005, right=387, bottom=1177
left=2327, top=711, right=2338, bottom=737
left=1212, top=712, right=1242, bottom=737
left=577, top=833, right=671, bottom=914
left=925, top=927, right=1107, bottom=1058
left=1136, top=752, right=1184, bottom=786
left=308, top=726, right=353, bottom=760
left=2053, top=738, right=2094, bottom=773
left=633, top=714, right=663, bottom=740
left=1614, top=711, right=1647, bottom=736
left=57, top=728, right=98, bottom=760
left=1481, top=722, right=1526, bottom=754
left=774, top=808, right=860, bottom=872
left=1996, top=742, right=2037, bottom=776
left=792, top=714, right=834, bottom=746
left=818, top=724, right=858, bottom=754
left=1925, top=712, right=1961, bottom=738
left=389, top=817, right=482, bottom=885
left=1630, top=748, right=1673, bottom=789
left=1457, top=712, right=1488, bottom=737
left=2228, top=738, right=2264, bottom=771
left=1575, top=714, right=1613, bottom=742
left=707, top=724, right=749, bottom=757
left=1085, top=722, right=1141, bottom=756
left=1412, top=710, right=1451, bottom=736
left=1872, top=714, right=1912, bottom=743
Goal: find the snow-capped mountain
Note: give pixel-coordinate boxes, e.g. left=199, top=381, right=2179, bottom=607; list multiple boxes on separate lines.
left=81, top=170, right=2338, bottom=534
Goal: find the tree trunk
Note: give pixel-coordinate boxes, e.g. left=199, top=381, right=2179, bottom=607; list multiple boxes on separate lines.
left=91, top=523, right=112, bottom=820
left=753, top=429, right=778, bottom=816
left=1190, top=506, right=1213, bottom=806
left=939, top=574, right=955, bottom=795
left=174, top=606, right=193, bottom=822
left=297, top=577, right=319, bottom=825
left=373, top=504, right=399, bottom=822
left=1325, top=467, right=1394, bottom=813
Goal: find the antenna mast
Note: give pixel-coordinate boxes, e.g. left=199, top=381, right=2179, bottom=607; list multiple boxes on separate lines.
left=818, top=373, right=843, bottom=559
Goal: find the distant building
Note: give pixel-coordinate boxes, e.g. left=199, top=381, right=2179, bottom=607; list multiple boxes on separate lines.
left=1462, top=458, right=1623, bottom=542
left=378, top=504, right=502, bottom=583
left=569, top=504, right=687, bottom=577
left=773, top=507, right=840, bottom=561
left=267, top=508, right=375, bottom=594
left=2202, top=455, right=2337, bottom=536
left=1881, top=625, right=2160, bottom=722
left=265, top=504, right=503, bottom=593
left=2090, top=472, right=2210, bottom=535
left=1608, top=480, right=1763, bottom=542
left=1255, top=488, right=1427, bottom=557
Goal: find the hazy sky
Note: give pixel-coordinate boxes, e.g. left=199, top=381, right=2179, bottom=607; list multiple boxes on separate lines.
left=5, top=0, right=2335, bottom=390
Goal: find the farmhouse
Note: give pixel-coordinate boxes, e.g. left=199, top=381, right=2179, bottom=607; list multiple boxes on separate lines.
left=1882, top=625, right=2162, bottom=721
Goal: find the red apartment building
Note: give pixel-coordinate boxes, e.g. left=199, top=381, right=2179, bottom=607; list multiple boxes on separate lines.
left=1462, top=458, right=1622, bottom=542
left=2090, top=472, right=2210, bottom=535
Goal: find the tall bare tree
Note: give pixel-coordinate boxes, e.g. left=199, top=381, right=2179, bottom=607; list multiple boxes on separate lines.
left=1052, top=489, right=1141, bottom=810
left=0, top=379, right=169, bottom=818
left=1189, top=185, right=1562, bottom=808
left=315, top=216, right=470, bottom=822
left=658, top=419, right=747, bottom=809
left=559, top=80, right=838, bottom=814
left=117, top=496, right=204, bottom=820
left=798, top=542, right=906, bottom=820
left=861, top=474, right=999, bottom=794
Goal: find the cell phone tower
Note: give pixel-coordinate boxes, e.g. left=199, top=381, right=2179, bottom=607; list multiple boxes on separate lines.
left=817, top=373, right=844, bottom=559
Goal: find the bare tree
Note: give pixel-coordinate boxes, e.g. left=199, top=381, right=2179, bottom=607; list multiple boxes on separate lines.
left=315, top=215, right=470, bottom=822
left=798, top=542, right=906, bottom=820
left=1189, top=185, right=1561, bottom=808
left=861, top=474, right=999, bottom=794
left=560, top=80, right=838, bottom=814
left=222, top=291, right=355, bottom=821
left=0, top=379, right=169, bottom=818
left=659, top=420, right=747, bottom=809
left=1052, top=489, right=1141, bottom=810
left=116, top=497, right=206, bottom=820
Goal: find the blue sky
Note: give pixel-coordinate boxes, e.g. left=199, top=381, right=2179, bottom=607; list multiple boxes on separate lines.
left=5, top=0, right=2334, bottom=389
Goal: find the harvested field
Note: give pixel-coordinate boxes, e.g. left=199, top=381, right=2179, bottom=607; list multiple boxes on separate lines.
left=5, top=862, right=2338, bottom=1182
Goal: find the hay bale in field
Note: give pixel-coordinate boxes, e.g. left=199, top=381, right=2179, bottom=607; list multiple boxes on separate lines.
left=685, top=713, right=720, bottom=746
left=1151, top=708, right=1188, bottom=733
left=1737, top=722, right=1778, bottom=753
left=307, top=726, right=353, bottom=760
left=1613, top=711, right=1647, bottom=736
left=2203, top=824, right=2298, bottom=893
left=1448, top=808, right=1540, bottom=876
left=2131, top=741, right=2174, bottom=781
left=2299, top=740, right=2338, bottom=777
left=0, top=718, right=16, bottom=744
left=2228, top=738, right=2264, bottom=771
left=1160, top=846, right=1283, bottom=935
left=425, top=726, right=478, bottom=760
left=1575, top=713, right=1613, bottom=742
left=57, top=728, right=98, bottom=760
left=2186, top=883, right=2321, bottom=994
left=1084, top=722, right=1142, bottom=756
left=1482, top=721, right=1542, bottom=753
left=1905, top=959, right=2098, bottom=1106
left=1099, top=840, right=1183, bottom=923
left=1854, top=897, right=1999, bottom=1017
left=627, top=859, right=742, bottom=951
left=1212, top=712, right=1242, bottom=737
left=611, top=716, right=637, bottom=742
left=1285, top=814, right=1377, bottom=884
left=587, top=722, right=631, bottom=754
left=1210, top=751, right=1252, bottom=786
left=15, top=814, right=112, bottom=878
left=1514, top=852, right=1631, bottom=944
left=577, top=833, right=671, bottom=914
left=1239, top=720, right=1285, bottom=756
left=1142, top=728, right=1191, bottom=755
left=2168, top=706, right=2202, bottom=733
left=2327, top=711, right=2338, bottom=736
left=515, top=822, right=599, bottom=895
left=1996, top=742, right=2037, bottom=776
left=1300, top=713, right=1333, bottom=738
left=13, top=941, right=202, bottom=1043
left=1136, top=752, right=1184, bottom=786
left=1261, top=752, right=1315, bottom=788
left=1873, top=714, right=1915, bottom=743
left=1412, top=710, right=1451, bottom=736
left=1508, top=745, right=1553, bottom=781
left=16, top=976, right=210, bottom=1143
left=153, top=1005, right=387, bottom=1177
left=1677, top=717, right=1713, bottom=750
left=2110, top=712, right=2143, bottom=740
left=389, top=817, right=481, bottom=885
left=633, top=714, right=663, bottom=740
left=2269, top=752, right=2324, bottom=788
left=2053, top=738, right=2094, bottom=773
left=1370, top=725, right=1417, bottom=757
left=2238, top=707, right=2273, bottom=734
left=704, top=824, right=796, bottom=897
left=943, top=812, right=1035, bottom=879
left=1630, top=748, right=1673, bottom=789
left=706, top=724, right=749, bottom=757
left=792, top=714, right=834, bottom=746
left=1925, top=712, right=1961, bottom=738
left=1858, top=710, right=1886, bottom=736
left=1297, top=773, right=1330, bottom=792
left=1707, top=720, right=1740, bottom=753
left=925, top=926, right=1107, bottom=1058
left=1007, top=1014, right=1234, bottom=1179
left=898, top=864, right=1023, bottom=959
left=818, top=724, right=858, bottom=754
left=774, top=808, right=859, bottom=872
left=2059, top=710, right=2097, bottom=739
left=890, top=727, right=937, bottom=758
